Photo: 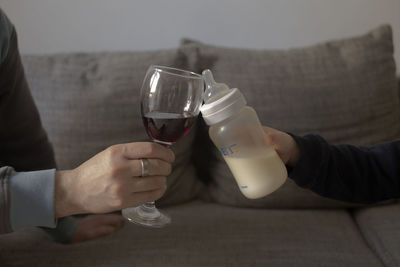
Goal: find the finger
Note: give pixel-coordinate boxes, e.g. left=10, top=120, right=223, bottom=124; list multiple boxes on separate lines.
left=262, top=126, right=279, bottom=148
left=122, top=142, right=175, bottom=163
left=125, top=187, right=167, bottom=207
left=263, top=126, right=273, bottom=133
left=126, top=176, right=167, bottom=193
left=263, top=126, right=281, bottom=137
left=127, top=159, right=172, bottom=177
left=263, top=134, right=274, bottom=147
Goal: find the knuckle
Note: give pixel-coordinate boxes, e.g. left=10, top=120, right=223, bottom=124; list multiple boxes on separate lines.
left=109, top=161, right=127, bottom=179
left=106, top=151, right=127, bottom=176
left=109, top=166, right=122, bottom=178
left=107, top=144, right=119, bottom=154
left=109, top=183, right=123, bottom=197
left=266, top=131, right=275, bottom=139
left=143, top=142, right=156, bottom=155
left=264, top=133, right=275, bottom=145
left=107, top=144, right=122, bottom=158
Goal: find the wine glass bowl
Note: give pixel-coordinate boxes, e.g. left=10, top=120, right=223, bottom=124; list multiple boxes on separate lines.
left=141, top=66, right=203, bottom=146
left=122, top=65, right=204, bottom=228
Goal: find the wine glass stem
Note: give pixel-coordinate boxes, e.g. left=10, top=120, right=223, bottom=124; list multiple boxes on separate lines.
left=138, top=201, right=160, bottom=219
left=143, top=202, right=155, bottom=209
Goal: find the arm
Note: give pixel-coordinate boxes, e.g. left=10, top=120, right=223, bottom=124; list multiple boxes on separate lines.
left=0, top=9, right=175, bottom=242
left=2, top=141, right=174, bottom=239
left=263, top=127, right=400, bottom=204
left=290, top=134, right=400, bottom=203
left=0, top=9, right=71, bottom=239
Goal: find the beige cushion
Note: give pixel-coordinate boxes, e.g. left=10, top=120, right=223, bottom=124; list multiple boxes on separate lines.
left=22, top=50, right=203, bottom=206
left=182, top=25, right=400, bottom=208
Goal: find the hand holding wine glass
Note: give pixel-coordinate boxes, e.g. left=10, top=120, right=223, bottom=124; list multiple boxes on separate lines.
left=122, top=65, right=204, bottom=228
left=54, top=142, right=174, bottom=217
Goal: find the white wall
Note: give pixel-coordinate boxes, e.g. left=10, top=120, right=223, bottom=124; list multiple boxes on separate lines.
left=1, top=0, right=399, bottom=72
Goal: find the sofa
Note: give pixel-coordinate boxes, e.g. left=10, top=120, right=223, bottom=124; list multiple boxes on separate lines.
left=0, top=24, right=399, bottom=267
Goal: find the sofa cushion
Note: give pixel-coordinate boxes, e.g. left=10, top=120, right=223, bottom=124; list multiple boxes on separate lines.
left=353, top=201, right=400, bottom=267
left=182, top=25, right=400, bottom=208
left=0, top=201, right=383, bottom=266
left=22, top=49, right=203, bottom=206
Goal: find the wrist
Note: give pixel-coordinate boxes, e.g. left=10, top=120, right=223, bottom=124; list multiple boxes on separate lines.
left=54, top=170, right=82, bottom=218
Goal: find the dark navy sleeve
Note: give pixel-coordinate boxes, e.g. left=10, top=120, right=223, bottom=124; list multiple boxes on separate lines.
left=289, top=134, right=400, bottom=204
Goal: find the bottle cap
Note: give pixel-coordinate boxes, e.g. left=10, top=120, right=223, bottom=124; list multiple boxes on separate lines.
left=200, top=70, right=246, bottom=125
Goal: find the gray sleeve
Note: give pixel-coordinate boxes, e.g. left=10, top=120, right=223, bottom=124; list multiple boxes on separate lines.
left=0, top=166, right=13, bottom=234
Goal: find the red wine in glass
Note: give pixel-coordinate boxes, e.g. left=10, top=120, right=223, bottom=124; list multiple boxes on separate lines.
left=143, top=111, right=196, bottom=145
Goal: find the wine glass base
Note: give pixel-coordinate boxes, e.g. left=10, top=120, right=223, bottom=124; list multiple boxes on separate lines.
left=122, top=206, right=171, bottom=228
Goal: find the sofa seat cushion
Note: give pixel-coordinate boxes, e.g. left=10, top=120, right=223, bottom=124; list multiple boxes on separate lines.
left=21, top=50, right=202, bottom=206
left=182, top=25, right=400, bottom=208
left=0, top=201, right=383, bottom=266
left=354, top=202, right=400, bottom=267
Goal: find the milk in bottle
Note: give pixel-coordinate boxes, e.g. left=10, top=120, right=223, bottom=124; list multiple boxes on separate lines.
left=200, top=70, right=287, bottom=199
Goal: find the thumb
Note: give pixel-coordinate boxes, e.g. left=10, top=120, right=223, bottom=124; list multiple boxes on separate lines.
left=263, top=126, right=278, bottom=148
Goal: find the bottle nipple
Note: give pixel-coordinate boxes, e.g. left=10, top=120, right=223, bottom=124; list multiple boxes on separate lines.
left=202, top=69, right=230, bottom=104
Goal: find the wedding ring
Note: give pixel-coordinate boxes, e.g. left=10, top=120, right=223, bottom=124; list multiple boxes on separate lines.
left=140, top=158, right=149, bottom=177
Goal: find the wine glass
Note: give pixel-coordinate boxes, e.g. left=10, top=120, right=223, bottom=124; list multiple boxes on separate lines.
left=122, top=65, right=204, bottom=228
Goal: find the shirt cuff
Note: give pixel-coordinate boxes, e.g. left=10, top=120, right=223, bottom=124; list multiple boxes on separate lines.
left=9, top=169, right=57, bottom=230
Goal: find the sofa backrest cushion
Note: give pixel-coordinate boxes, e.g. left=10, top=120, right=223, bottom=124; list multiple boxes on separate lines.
left=182, top=25, right=400, bottom=208
left=22, top=49, right=203, bottom=206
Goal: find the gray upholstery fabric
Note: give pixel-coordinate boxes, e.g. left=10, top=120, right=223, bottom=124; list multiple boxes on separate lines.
left=21, top=50, right=203, bottom=206
left=182, top=25, right=400, bottom=208
left=353, top=201, right=400, bottom=267
left=0, top=201, right=383, bottom=267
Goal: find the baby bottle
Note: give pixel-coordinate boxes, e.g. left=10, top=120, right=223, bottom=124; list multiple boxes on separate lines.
left=200, top=70, right=287, bottom=199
